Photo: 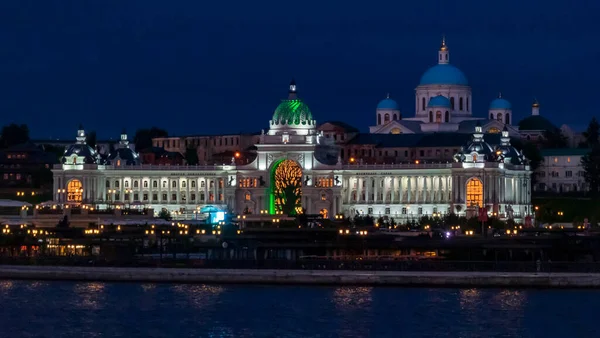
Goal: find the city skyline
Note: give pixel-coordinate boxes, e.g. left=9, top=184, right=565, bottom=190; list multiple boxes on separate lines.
left=0, top=1, right=597, bottom=138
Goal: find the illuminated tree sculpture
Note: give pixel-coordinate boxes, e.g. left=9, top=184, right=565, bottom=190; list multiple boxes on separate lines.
left=274, top=160, right=302, bottom=215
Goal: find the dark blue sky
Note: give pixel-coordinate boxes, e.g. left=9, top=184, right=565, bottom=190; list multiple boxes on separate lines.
left=0, top=0, right=597, bottom=140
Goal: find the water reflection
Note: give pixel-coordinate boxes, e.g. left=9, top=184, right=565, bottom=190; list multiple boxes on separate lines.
left=73, top=282, right=105, bottom=310
left=333, top=287, right=373, bottom=311
left=141, top=283, right=156, bottom=292
left=493, top=290, right=526, bottom=310
left=171, top=284, right=225, bottom=309
left=459, top=288, right=481, bottom=311
left=0, top=280, right=13, bottom=292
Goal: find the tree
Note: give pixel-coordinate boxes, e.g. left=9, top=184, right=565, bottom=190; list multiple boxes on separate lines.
left=86, top=131, right=97, bottom=148
left=158, top=209, right=172, bottom=220
left=542, top=128, right=568, bottom=148
left=134, top=127, right=168, bottom=151
left=581, top=117, right=600, bottom=148
left=0, top=123, right=29, bottom=148
left=185, top=147, right=199, bottom=165
left=581, top=146, right=600, bottom=194
left=274, top=160, right=302, bottom=215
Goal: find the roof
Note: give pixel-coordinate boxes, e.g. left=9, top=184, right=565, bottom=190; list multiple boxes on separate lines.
left=272, top=99, right=313, bottom=125
left=347, top=132, right=504, bottom=148
left=419, top=64, right=468, bottom=86
left=540, top=148, right=591, bottom=156
left=377, top=98, right=399, bottom=110
left=318, top=121, right=359, bottom=133
left=519, top=115, right=557, bottom=131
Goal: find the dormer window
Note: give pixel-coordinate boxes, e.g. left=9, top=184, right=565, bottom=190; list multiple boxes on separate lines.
left=473, top=154, right=478, bottom=162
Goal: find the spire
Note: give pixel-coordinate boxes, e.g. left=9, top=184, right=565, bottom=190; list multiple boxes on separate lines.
left=76, top=124, right=86, bottom=144
left=438, top=36, right=449, bottom=64
left=498, top=92, right=502, bottom=98
left=120, top=128, right=129, bottom=147
left=288, top=78, right=297, bottom=99
left=386, top=92, right=390, bottom=99
left=532, top=98, right=540, bottom=116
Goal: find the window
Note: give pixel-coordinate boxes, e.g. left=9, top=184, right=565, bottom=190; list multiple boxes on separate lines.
left=172, top=181, right=177, bottom=188
left=490, top=113, right=494, bottom=120
left=436, top=111, right=442, bottom=123
left=367, top=207, right=373, bottom=214
left=124, top=181, right=129, bottom=188
left=459, top=97, right=463, bottom=110
left=422, top=97, right=425, bottom=110
left=153, top=181, right=158, bottom=188
left=171, top=193, right=176, bottom=201
left=191, top=181, right=196, bottom=188
left=115, top=181, right=120, bottom=188
left=106, top=180, right=110, bottom=188
left=200, top=193, right=205, bottom=201
left=67, top=179, right=83, bottom=202
left=385, top=207, right=390, bottom=215
left=133, top=181, right=139, bottom=188
left=466, top=98, right=469, bottom=111
left=321, top=193, right=326, bottom=201
left=162, top=181, right=167, bottom=188
left=191, top=193, right=196, bottom=201
left=245, top=192, right=251, bottom=201
left=554, top=157, right=558, bottom=163
left=567, top=157, right=571, bottom=163
left=182, top=181, right=187, bottom=188
left=402, top=207, right=407, bottom=215
left=466, top=178, right=483, bottom=208
left=450, top=97, right=455, bottom=109
left=143, top=181, right=148, bottom=188
left=143, top=193, right=148, bottom=201
left=566, top=171, right=573, bottom=177
left=418, top=207, right=423, bottom=215
left=133, top=193, right=139, bottom=201
left=162, top=194, right=167, bottom=201
left=201, top=181, right=205, bottom=188
left=378, top=115, right=381, bottom=125
left=505, top=114, right=510, bottom=125
left=384, top=113, right=390, bottom=123
left=445, top=111, right=449, bottom=122
left=429, top=111, right=433, bottom=123
left=496, top=112, right=503, bottom=122
left=393, top=114, right=398, bottom=120
left=152, top=193, right=158, bottom=201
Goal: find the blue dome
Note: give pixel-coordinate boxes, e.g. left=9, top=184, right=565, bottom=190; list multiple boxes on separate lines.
left=419, top=64, right=468, bottom=86
left=377, top=98, right=399, bottom=110
left=489, top=98, right=512, bottom=110
left=427, top=95, right=452, bottom=108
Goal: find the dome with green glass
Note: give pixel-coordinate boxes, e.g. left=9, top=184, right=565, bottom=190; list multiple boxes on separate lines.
left=272, top=79, right=314, bottom=126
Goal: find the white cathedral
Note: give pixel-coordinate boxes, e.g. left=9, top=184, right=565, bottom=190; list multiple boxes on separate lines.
left=52, top=39, right=533, bottom=222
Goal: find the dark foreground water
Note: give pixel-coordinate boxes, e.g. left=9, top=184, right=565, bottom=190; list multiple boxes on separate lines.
left=0, top=280, right=597, bottom=338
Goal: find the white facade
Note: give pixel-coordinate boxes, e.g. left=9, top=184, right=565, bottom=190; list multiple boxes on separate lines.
left=52, top=81, right=533, bottom=221
left=535, top=149, right=589, bottom=193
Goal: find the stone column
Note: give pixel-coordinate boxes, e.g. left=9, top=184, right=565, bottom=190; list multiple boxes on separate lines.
left=390, top=177, right=395, bottom=204
left=407, top=176, right=412, bottom=203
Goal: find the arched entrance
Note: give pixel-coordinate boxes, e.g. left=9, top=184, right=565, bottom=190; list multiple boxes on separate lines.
left=67, top=179, right=83, bottom=202
left=466, top=178, right=483, bottom=208
left=270, top=159, right=302, bottom=215
left=320, top=208, right=329, bottom=219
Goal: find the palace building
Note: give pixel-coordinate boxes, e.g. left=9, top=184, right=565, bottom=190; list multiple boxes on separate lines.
left=52, top=71, right=533, bottom=221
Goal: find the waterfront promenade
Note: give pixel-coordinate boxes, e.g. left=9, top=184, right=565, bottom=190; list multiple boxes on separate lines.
left=1, top=265, right=600, bottom=288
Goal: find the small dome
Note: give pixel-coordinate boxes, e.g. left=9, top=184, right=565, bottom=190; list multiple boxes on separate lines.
left=377, top=98, right=399, bottom=110
left=107, top=148, right=140, bottom=165
left=62, top=144, right=97, bottom=164
left=427, top=95, right=452, bottom=108
left=272, top=99, right=313, bottom=125
left=419, top=64, right=468, bottom=86
left=490, top=97, right=512, bottom=110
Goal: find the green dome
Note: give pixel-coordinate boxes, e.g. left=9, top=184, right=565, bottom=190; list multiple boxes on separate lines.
left=272, top=99, right=313, bottom=125
left=518, top=115, right=556, bottom=132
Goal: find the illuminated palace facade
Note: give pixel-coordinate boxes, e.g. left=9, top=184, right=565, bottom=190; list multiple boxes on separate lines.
left=52, top=79, right=533, bottom=221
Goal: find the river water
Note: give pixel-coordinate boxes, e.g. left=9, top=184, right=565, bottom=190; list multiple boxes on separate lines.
left=0, top=280, right=596, bottom=337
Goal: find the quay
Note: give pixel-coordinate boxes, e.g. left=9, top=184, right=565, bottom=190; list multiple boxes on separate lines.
left=1, top=265, right=600, bottom=288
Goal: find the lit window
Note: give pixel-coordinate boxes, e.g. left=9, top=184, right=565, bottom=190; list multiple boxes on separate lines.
left=67, top=179, right=83, bottom=202
left=554, top=157, right=558, bottom=163
left=245, top=193, right=251, bottom=201
left=567, top=157, right=571, bottom=163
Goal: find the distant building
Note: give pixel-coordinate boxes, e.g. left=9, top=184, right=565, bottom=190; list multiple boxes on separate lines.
left=0, top=142, right=57, bottom=194
left=535, top=148, right=590, bottom=193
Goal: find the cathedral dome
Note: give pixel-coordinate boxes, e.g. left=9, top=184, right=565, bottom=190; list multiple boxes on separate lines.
left=419, top=64, right=468, bottom=86
left=377, top=97, right=399, bottom=110
left=107, top=148, right=140, bottom=165
left=62, top=125, right=98, bottom=164
left=490, top=97, right=512, bottom=110
left=427, top=95, right=452, bottom=108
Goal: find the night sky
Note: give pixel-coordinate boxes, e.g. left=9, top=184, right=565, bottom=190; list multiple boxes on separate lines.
left=0, top=0, right=597, bottom=140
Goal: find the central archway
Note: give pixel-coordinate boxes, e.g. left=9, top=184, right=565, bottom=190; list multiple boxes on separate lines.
left=67, top=179, right=83, bottom=202
left=466, top=178, right=483, bottom=208
left=270, top=159, right=302, bottom=215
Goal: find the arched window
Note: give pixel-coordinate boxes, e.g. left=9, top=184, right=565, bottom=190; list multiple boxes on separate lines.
left=125, top=181, right=129, bottom=188
left=429, top=111, right=433, bottom=123
left=505, top=114, right=510, bottom=125
left=497, top=112, right=503, bottom=122
left=450, top=97, right=455, bottom=109
left=384, top=113, right=390, bottom=123
left=459, top=97, right=464, bottom=110
left=466, top=98, right=470, bottom=111
left=182, top=181, right=187, bottom=188
left=67, top=179, right=83, bottom=202
left=490, top=113, right=494, bottom=120
left=436, top=111, right=442, bottom=123
left=245, top=192, right=251, bottom=201
left=445, top=111, right=449, bottom=122
left=191, top=181, right=196, bottom=188
left=143, top=181, right=148, bottom=188
left=172, top=181, right=177, bottom=188
left=115, top=181, right=119, bottom=188
left=421, top=97, right=425, bottom=111
left=393, top=113, right=398, bottom=120
left=378, top=114, right=381, bottom=125
left=466, top=178, right=483, bottom=208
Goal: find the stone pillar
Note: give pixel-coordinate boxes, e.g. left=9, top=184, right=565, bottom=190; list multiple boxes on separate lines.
left=407, top=176, right=412, bottom=203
